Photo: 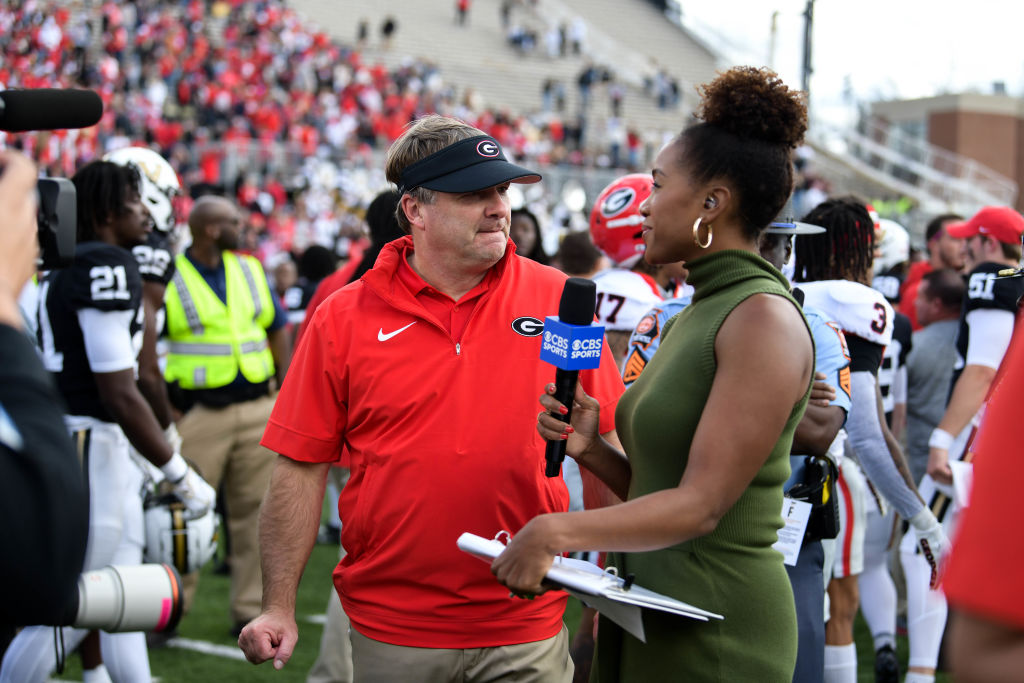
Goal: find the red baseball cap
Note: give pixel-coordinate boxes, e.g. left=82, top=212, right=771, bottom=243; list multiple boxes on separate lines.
left=946, top=206, right=1024, bottom=243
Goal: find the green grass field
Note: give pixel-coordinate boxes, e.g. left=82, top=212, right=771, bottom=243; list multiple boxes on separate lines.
left=50, top=539, right=951, bottom=682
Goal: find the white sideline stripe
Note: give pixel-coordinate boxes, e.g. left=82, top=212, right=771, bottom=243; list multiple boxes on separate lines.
left=165, top=636, right=248, bottom=661
left=303, top=613, right=328, bottom=625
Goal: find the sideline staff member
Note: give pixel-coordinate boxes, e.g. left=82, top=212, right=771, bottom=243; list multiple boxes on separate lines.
left=0, top=151, right=88, bottom=653
left=239, top=115, right=625, bottom=682
left=165, top=195, right=290, bottom=634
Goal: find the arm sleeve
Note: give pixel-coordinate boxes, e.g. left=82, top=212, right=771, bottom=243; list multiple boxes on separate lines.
left=846, top=370, right=924, bottom=519
left=964, top=308, right=1015, bottom=370
left=77, top=308, right=138, bottom=373
left=0, top=324, right=88, bottom=627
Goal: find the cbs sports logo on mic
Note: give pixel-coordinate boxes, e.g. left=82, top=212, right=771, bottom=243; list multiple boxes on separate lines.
left=540, top=316, right=604, bottom=371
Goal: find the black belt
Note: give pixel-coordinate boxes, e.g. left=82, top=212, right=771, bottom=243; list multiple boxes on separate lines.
left=184, top=380, right=271, bottom=408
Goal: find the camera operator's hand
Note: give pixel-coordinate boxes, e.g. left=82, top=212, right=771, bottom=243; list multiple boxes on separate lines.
left=0, top=150, right=39, bottom=328
left=160, top=453, right=217, bottom=515
left=239, top=610, right=298, bottom=670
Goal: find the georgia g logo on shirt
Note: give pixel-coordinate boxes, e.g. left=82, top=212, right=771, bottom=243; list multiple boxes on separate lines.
left=511, top=316, right=544, bottom=336
left=477, top=140, right=500, bottom=157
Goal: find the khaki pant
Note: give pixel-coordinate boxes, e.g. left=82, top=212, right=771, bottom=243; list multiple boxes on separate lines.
left=350, top=624, right=572, bottom=683
left=178, top=394, right=277, bottom=623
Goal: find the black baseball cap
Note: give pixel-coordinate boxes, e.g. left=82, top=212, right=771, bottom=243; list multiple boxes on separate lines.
left=398, top=135, right=541, bottom=194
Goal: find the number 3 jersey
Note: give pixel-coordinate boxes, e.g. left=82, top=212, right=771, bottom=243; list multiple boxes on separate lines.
left=798, top=280, right=894, bottom=374
left=37, top=241, right=144, bottom=422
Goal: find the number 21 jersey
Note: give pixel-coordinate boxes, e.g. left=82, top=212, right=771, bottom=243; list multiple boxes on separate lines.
left=37, top=241, right=144, bottom=422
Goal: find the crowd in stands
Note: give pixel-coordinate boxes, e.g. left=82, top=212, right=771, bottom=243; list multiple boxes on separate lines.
left=2, top=0, right=687, bottom=269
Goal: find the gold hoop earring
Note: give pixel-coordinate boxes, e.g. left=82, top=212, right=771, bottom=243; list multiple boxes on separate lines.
left=693, top=217, right=713, bottom=249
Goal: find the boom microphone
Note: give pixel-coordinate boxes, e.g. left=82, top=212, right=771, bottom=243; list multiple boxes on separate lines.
left=540, top=278, right=605, bottom=477
left=0, top=88, right=103, bottom=132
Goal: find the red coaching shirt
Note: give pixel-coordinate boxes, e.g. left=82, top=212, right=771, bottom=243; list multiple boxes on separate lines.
left=262, top=236, right=624, bottom=648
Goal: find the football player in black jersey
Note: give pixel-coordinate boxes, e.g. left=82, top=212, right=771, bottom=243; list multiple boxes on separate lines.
left=103, top=147, right=182, bottom=448
left=904, top=206, right=1024, bottom=683
left=1, top=161, right=214, bottom=683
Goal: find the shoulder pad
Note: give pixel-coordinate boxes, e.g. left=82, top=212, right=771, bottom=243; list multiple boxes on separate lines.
left=799, top=280, right=893, bottom=345
left=591, top=268, right=664, bottom=331
left=965, top=263, right=1024, bottom=313
left=70, top=243, right=143, bottom=311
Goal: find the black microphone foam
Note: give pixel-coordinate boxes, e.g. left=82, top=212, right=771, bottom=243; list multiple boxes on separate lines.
left=0, top=89, right=103, bottom=132
left=558, top=277, right=596, bottom=325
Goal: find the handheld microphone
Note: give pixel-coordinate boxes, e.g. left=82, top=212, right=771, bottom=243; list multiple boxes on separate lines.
left=540, top=277, right=604, bottom=477
left=0, top=88, right=103, bottom=132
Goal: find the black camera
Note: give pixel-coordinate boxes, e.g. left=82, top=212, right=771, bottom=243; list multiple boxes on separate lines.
left=36, top=177, right=76, bottom=269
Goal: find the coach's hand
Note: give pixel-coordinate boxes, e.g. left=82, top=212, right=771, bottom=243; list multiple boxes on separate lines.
left=238, top=610, right=298, bottom=670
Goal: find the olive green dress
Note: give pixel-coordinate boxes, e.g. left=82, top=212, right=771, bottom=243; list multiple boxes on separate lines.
left=594, top=250, right=811, bottom=683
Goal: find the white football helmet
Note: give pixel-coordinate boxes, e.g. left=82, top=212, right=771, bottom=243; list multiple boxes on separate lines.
left=143, top=491, right=219, bottom=574
left=104, top=146, right=182, bottom=233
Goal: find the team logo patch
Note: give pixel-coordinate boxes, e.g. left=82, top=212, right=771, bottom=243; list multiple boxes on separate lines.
left=635, top=313, right=657, bottom=336
left=477, top=140, right=500, bottom=158
left=622, top=348, right=647, bottom=385
left=511, top=316, right=544, bottom=337
left=600, top=187, right=636, bottom=218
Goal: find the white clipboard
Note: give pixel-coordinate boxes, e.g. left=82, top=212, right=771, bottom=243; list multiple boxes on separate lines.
left=457, top=532, right=723, bottom=643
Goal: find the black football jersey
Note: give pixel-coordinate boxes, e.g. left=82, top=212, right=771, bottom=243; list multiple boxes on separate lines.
left=132, top=229, right=175, bottom=286
left=953, top=261, right=1024, bottom=385
left=36, top=241, right=144, bottom=422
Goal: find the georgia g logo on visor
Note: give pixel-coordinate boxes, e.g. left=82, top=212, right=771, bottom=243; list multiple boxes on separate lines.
left=477, top=140, right=501, bottom=157
left=601, top=187, right=636, bottom=218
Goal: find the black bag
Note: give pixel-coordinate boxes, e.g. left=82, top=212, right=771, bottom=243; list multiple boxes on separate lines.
left=786, top=455, right=840, bottom=542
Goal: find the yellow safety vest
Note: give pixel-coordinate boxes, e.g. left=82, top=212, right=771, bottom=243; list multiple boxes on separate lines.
left=164, top=251, right=276, bottom=389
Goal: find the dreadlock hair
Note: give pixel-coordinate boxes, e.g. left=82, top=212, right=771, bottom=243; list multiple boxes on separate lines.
left=72, top=160, right=142, bottom=242
left=680, top=66, right=808, bottom=241
left=793, top=196, right=876, bottom=283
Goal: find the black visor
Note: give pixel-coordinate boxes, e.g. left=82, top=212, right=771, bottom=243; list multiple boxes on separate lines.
left=398, top=135, right=541, bottom=194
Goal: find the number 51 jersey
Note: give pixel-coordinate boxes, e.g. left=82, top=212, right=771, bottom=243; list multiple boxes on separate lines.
left=37, top=241, right=144, bottom=422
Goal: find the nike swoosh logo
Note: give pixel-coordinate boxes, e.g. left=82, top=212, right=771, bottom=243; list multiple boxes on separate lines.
left=378, top=322, right=417, bottom=341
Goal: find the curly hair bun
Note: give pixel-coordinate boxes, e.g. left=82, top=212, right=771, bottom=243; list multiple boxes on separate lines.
left=696, top=66, right=807, bottom=149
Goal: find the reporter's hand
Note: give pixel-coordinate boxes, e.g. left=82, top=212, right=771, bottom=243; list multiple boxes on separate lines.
left=0, top=151, right=39, bottom=327
left=537, top=383, right=601, bottom=464
left=172, top=464, right=217, bottom=515
left=238, top=610, right=298, bottom=670
left=909, top=508, right=950, bottom=589
left=491, top=516, right=556, bottom=597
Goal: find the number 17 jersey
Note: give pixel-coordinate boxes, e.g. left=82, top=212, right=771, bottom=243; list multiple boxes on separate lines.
left=37, top=241, right=144, bottom=422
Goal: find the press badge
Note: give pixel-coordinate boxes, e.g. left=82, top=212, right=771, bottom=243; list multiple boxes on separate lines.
left=773, top=497, right=812, bottom=566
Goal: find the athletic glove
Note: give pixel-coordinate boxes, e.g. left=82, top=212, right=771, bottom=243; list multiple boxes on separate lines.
left=160, top=452, right=216, bottom=516
left=909, top=507, right=950, bottom=589
left=164, top=422, right=183, bottom=453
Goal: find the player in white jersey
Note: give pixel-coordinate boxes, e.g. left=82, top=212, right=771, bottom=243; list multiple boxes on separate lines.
left=0, top=162, right=214, bottom=683
left=899, top=206, right=1024, bottom=683
left=588, top=173, right=688, bottom=369
left=793, top=197, right=945, bottom=683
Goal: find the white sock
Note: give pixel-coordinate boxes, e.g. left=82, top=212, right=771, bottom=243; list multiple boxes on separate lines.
left=904, top=673, right=935, bottom=683
left=824, top=643, right=857, bottom=683
left=83, top=664, right=113, bottom=683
